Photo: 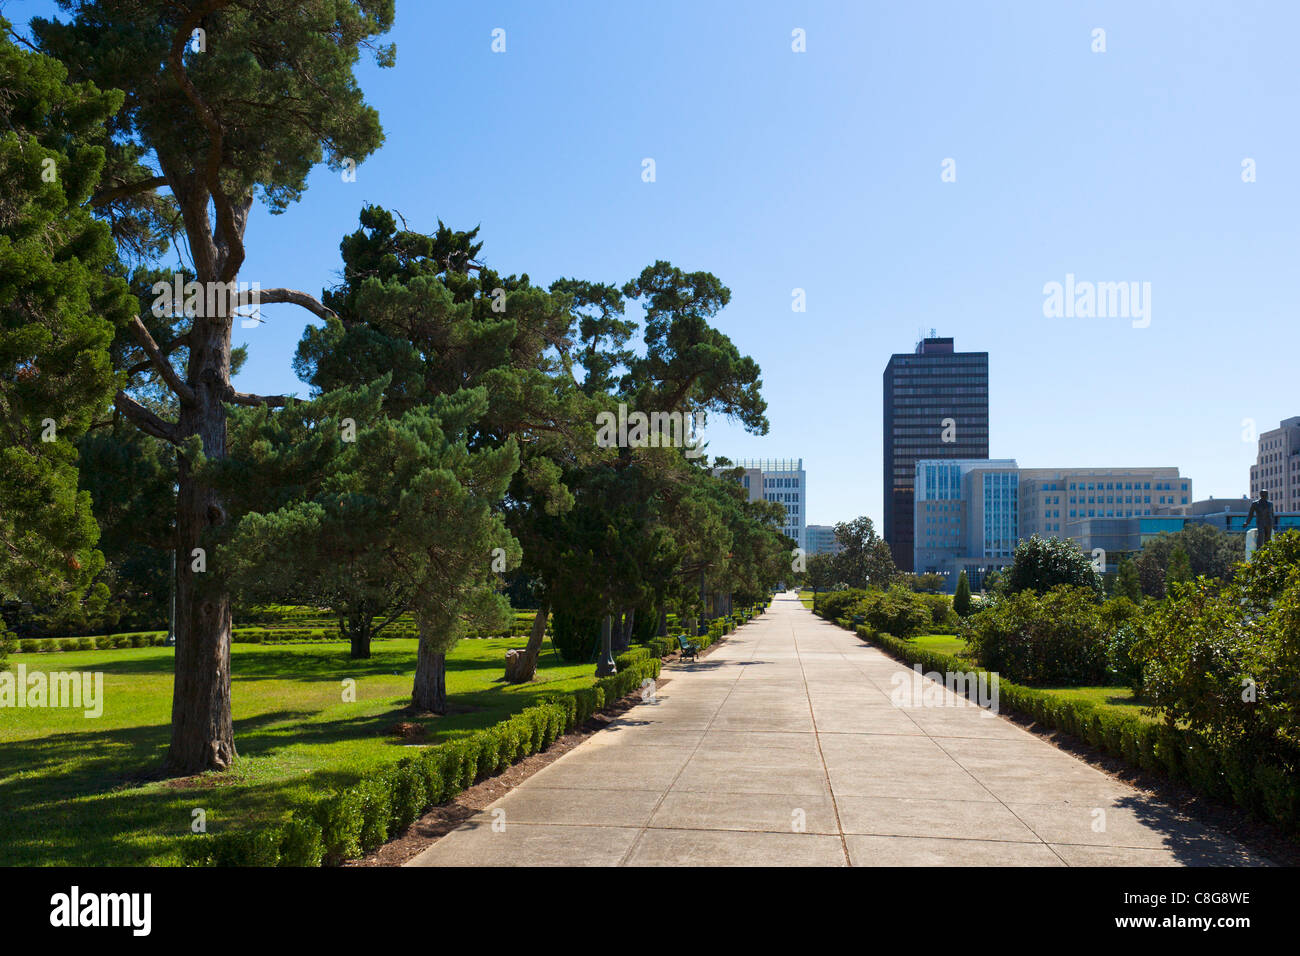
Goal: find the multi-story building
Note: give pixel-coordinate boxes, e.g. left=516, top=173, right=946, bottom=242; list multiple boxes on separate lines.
left=1249, top=416, right=1300, bottom=513
left=1021, top=467, right=1191, bottom=537
left=913, top=460, right=1193, bottom=585
left=883, top=336, right=989, bottom=572
left=724, top=458, right=807, bottom=552
left=805, top=524, right=842, bottom=556
left=913, top=459, right=1019, bottom=589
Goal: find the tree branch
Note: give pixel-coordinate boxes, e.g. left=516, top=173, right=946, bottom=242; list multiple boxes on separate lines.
left=115, top=391, right=183, bottom=444
left=233, top=288, right=337, bottom=322
left=126, top=315, right=196, bottom=405
left=168, top=1, right=242, bottom=281
left=90, top=175, right=169, bottom=208
left=224, top=388, right=291, bottom=408
left=125, top=330, right=192, bottom=377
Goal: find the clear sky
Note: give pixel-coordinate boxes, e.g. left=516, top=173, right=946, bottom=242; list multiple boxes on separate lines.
left=17, top=1, right=1300, bottom=527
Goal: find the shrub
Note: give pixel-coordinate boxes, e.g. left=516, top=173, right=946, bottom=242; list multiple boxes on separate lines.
left=355, top=778, right=391, bottom=852
left=310, top=788, right=364, bottom=864
left=916, top=592, right=957, bottom=631
left=962, top=585, right=1109, bottom=685
left=277, top=817, right=325, bottom=867
left=1002, top=535, right=1104, bottom=599
left=1137, top=575, right=1300, bottom=769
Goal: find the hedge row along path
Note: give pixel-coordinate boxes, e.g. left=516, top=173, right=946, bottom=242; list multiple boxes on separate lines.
left=406, top=592, right=1266, bottom=866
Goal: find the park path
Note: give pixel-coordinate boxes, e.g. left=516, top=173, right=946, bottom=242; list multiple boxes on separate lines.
left=406, top=592, right=1266, bottom=866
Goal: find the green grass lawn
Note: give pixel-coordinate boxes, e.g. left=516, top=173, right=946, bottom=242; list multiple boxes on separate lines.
left=0, top=636, right=593, bottom=866
left=890, top=633, right=1150, bottom=721
left=1033, top=684, right=1153, bottom=722
left=798, top=590, right=816, bottom=609
left=908, top=633, right=969, bottom=657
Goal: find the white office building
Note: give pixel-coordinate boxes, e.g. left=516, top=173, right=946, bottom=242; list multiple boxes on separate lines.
left=731, top=458, right=807, bottom=552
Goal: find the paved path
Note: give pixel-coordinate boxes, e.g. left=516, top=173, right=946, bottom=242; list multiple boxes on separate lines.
left=407, top=593, right=1266, bottom=866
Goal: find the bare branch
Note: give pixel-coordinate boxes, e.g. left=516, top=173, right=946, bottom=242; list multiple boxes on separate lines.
left=115, top=390, right=182, bottom=444
left=126, top=315, right=196, bottom=405
left=233, top=288, right=337, bottom=322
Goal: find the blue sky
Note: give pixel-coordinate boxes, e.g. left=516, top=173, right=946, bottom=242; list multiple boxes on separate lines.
left=18, top=1, right=1300, bottom=526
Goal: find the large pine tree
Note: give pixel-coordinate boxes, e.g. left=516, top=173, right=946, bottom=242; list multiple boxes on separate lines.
left=34, top=1, right=395, bottom=772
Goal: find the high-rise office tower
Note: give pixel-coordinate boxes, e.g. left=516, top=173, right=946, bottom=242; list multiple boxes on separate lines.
left=883, top=336, right=988, bottom=571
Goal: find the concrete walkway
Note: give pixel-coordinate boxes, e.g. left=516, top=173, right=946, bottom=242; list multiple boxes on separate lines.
left=406, top=592, right=1266, bottom=866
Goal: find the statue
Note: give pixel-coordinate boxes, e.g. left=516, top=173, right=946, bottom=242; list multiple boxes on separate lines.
left=1244, top=489, right=1276, bottom=550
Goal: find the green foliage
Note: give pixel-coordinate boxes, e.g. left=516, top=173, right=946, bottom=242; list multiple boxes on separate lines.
left=962, top=586, right=1109, bottom=685
left=1235, top=529, right=1300, bottom=614
left=0, top=20, right=132, bottom=609
left=831, top=517, right=897, bottom=590
left=1115, top=557, right=1142, bottom=603
left=804, top=552, right=837, bottom=594
left=1002, top=535, right=1104, bottom=599
left=813, top=586, right=933, bottom=638
left=0, top=620, right=14, bottom=670
left=551, top=605, right=602, bottom=662
left=1137, top=574, right=1300, bottom=766
left=1133, top=523, right=1244, bottom=599
left=902, top=572, right=946, bottom=594
left=223, top=384, right=520, bottom=703
left=953, top=570, right=972, bottom=617
left=1165, top=546, right=1192, bottom=587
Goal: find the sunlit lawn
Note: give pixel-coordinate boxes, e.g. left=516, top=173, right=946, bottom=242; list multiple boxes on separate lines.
left=0, top=637, right=594, bottom=866
left=892, top=634, right=1150, bottom=721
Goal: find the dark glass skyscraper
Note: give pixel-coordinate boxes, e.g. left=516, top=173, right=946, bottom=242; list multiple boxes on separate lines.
left=883, top=337, right=989, bottom=571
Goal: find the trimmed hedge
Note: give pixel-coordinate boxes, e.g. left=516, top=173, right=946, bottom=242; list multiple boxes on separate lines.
left=179, top=657, right=664, bottom=866
left=17, top=633, right=169, bottom=653
left=842, top=620, right=1300, bottom=834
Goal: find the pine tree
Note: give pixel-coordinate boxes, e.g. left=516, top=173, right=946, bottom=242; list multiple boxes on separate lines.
left=0, top=20, right=133, bottom=611
left=954, top=570, right=972, bottom=617
left=34, top=1, right=394, bottom=772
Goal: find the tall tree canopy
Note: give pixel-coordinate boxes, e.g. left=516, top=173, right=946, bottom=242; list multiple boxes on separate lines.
left=34, top=0, right=395, bottom=772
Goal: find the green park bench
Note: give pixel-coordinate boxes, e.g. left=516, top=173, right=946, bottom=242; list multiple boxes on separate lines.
left=678, top=633, right=699, bottom=662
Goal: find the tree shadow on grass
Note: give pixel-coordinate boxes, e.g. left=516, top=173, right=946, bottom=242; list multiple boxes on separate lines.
left=0, top=740, right=372, bottom=866
left=0, top=709, right=312, bottom=809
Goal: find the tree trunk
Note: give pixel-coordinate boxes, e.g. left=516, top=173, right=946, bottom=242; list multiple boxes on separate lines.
left=612, top=606, right=633, bottom=653
left=412, top=641, right=447, bottom=713
left=505, top=602, right=548, bottom=683
left=344, top=604, right=373, bottom=660
left=595, top=613, right=616, bottom=676
left=166, top=316, right=236, bottom=774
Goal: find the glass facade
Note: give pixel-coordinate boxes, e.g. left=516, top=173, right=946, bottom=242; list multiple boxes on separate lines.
left=981, top=471, right=1018, bottom=557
